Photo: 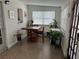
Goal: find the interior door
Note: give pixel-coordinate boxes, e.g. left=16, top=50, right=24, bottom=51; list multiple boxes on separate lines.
left=0, top=1, right=7, bottom=53
left=67, top=1, right=79, bottom=59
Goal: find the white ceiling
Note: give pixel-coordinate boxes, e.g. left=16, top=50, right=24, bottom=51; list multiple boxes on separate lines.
left=20, top=0, right=68, bottom=7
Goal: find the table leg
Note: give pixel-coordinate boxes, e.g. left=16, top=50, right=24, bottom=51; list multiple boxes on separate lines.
left=42, top=31, right=44, bottom=43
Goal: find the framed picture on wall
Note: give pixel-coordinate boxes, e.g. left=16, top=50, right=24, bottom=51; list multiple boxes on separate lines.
left=17, top=8, right=23, bottom=23
left=8, top=10, right=15, bottom=19
left=0, top=29, right=1, bottom=36
left=0, top=29, right=2, bottom=44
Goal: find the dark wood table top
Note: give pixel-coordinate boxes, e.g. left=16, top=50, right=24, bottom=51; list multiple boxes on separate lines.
left=21, top=26, right=44, bottom=31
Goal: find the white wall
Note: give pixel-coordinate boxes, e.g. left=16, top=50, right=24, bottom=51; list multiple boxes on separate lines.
left=61, top=0, right=73, bottom=57
left=1, top=0, right=28, bottom=48
left=61, top=7, right=70, bottom=57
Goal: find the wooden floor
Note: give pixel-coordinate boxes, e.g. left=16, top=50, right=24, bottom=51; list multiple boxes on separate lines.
left=0, top=38, right=64, bottom=59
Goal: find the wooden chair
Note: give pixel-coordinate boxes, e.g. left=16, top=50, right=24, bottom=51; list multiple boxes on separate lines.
left=27, top=29, right=39, bottom=42
left=36, top=27, right=44, bottom=43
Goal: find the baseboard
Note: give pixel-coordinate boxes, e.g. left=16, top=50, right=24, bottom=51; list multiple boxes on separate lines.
left=7, top=35, right=27, bottom=49
left=8, top=41, right=17, bottom=49
left=0, top=36, right=27, bottom=54
left=22, top=35, right=27, bottom=40
left=61, top=47, right=67, bottom=59
left=0, top=46, right=8, bottom=54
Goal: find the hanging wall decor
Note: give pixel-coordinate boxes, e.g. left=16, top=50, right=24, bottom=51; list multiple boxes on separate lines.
left=17, top=8, right=23, bottom=23
left=8, top=10, right=15, bottom=19
left=0, top=29, right=2, bottom=44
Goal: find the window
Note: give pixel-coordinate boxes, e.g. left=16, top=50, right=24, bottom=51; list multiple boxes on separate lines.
left=32, top=11, right=55, bottom=25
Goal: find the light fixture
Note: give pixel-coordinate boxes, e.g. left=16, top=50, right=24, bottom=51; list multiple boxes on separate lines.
left=5, top=0, right=10, bottom=5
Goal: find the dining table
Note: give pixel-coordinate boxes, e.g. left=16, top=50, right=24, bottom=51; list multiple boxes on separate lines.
left=21, top=26, right=44, bottom=42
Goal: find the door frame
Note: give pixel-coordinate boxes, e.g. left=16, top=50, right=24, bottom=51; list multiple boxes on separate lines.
left=0, top=1, right=7, bottom=54
left=67, top=0, right=79, bottom=59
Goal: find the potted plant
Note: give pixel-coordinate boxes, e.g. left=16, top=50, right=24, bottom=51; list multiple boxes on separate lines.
left=49, top=20, right=58, bottom=28
left=49, top=30, right=63, bottom=48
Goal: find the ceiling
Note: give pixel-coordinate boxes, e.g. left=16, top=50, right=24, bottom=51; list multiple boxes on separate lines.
left=20, top=0, right=68, bottom=7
